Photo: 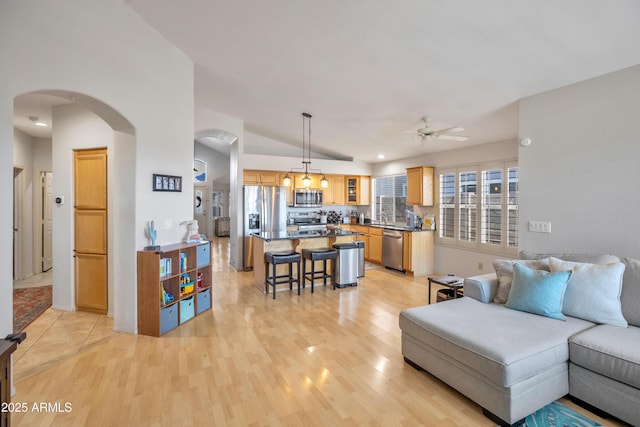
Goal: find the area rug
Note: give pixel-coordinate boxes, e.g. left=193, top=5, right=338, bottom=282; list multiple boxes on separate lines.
left=13, top=285, right=52, bottom=332
left=521, top=401, right=602, bottom=426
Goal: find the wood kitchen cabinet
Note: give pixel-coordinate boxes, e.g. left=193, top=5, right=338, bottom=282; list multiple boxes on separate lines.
left=324, top=175, right=345, bottom=205
left=406, top=166, right=434, bottom=206
left=402, top=230, right=434, bottom=276
left=403, top=231, right=412, bottom=271
left=345, top=176, right=371, bottom=205
left=368, top=227, right=383, bottom=264
left=243, top=170, right=279, bottom=185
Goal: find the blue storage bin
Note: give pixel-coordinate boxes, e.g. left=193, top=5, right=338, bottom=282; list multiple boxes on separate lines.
left=160, top=304, right=178, bottom=335
left=179, top=296, right=195, bottom=324
left=197, top=243, right=210, bottom=268
left=197, top=289, right=211, bottom=314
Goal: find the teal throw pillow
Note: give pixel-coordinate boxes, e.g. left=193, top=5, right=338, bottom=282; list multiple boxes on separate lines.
left=505, top=263, right=571, bottom=320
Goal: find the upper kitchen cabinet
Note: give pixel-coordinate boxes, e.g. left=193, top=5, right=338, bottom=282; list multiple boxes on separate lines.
left=324, top=175, right=345, bottom=205
left=243, top=170, right=279, bottom=185
left=346, top=176, right=370, bottom=205
left=406, top=166, right=434, bottom=206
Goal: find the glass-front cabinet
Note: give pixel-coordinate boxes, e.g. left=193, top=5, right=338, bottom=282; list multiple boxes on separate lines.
left=345, top=176, right=370, bottom=205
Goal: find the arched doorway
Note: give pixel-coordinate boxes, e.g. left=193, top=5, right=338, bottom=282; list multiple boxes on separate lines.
left=12, top=90, right=135, bottom=331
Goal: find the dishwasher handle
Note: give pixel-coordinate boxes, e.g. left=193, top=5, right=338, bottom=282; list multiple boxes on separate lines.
left=383, top=229, right=403, bottom=238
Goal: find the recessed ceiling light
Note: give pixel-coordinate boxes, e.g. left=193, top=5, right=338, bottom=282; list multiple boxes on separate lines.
left=28, top=115, right=48, bottom=127
left=377, top=154, right=385, bottom=159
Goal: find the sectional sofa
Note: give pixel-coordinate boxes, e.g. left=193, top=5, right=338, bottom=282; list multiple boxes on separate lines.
left=398, top=252, right=640, bottom=426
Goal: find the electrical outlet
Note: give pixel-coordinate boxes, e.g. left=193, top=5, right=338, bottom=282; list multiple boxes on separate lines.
left=528, top=221, right=551, bottom=233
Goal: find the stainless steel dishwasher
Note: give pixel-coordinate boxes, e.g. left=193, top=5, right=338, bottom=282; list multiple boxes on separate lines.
left=382, top=229, right=404, bottom=271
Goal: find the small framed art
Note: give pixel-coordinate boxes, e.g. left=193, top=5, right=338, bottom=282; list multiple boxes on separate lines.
left=153, top=174, right=182, bottom=192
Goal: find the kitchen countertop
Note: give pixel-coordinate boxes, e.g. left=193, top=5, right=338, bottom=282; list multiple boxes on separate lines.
left=358, top=223, right=435, bottom=232
left=252, top=229, right=364, bottom=241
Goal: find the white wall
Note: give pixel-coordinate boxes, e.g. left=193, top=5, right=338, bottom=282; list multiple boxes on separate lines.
left=0, top=0, right=194, bottom=335
left=518, top=64, right=640, bottom=258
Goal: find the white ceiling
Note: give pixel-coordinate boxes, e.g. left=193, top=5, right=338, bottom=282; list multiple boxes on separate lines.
left=15, top=1, right=640, bottom=163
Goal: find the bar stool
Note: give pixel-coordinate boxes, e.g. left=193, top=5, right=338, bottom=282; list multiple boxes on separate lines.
left=264, top=251, right=301, bottom=299
left=301, top=248, right=338, bottom=292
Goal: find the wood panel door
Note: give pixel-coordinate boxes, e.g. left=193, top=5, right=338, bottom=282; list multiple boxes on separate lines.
left=74, top=148, right=108, bottom=314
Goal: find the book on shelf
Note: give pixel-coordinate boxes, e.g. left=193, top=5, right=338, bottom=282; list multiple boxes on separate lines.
left=160, top=257, right=172, bottom=277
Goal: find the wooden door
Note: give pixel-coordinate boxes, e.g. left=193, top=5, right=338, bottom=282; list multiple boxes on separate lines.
left=74, top=148, right=108, bottom=314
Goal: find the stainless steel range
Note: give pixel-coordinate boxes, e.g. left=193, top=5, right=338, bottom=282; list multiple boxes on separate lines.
left=288, top=211, right=321, bottom=226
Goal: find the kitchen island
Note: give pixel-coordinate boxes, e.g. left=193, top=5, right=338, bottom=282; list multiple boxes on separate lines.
left=251, top=229, right=363, bottom=290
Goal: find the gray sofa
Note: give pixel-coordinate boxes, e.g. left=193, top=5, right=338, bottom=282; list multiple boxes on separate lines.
left=399, top=252, right=640, bottom=426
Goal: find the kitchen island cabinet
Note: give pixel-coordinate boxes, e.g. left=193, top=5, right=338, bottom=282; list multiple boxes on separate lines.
left=251, top=229, right=362, bottom=291
left=402, top=230, right=434, bottom=276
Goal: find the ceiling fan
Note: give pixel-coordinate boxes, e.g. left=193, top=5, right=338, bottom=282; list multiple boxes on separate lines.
left=402, top=117, right=468, bottom=143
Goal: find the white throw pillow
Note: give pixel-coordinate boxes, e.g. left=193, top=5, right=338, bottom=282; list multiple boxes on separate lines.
left=549, top=257, right=627, bottom=327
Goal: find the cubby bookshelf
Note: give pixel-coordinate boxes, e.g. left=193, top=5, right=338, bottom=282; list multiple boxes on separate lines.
left=137, top=241, right=212, bottom=337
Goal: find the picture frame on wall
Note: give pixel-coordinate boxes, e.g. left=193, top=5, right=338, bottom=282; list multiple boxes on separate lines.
left=153, top=174, right=183, bottom=192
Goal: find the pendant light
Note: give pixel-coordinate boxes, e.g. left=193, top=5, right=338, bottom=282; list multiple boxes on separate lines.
left=283, top=113, right=329, bottom=189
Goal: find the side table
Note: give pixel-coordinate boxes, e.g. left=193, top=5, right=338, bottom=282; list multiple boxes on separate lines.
left=428, top=275, right=464, bottom=304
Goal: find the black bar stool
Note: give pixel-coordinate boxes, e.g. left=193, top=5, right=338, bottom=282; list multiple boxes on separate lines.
left=264, top=251, right=301, bottom=299
left=301, top=248, right=338, bottom=292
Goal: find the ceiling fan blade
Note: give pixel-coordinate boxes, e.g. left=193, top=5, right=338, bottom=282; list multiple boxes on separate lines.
left=435, top=134, right=468, bottom=141
left=435, top=126, right=465, bottom=134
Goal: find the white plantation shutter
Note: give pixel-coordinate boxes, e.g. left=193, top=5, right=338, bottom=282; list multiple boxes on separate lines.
left=481, top=167, right=502, bottom=246
left=436, top=160, right=518, bottom=255
left=438, top=172, right=455, bottom=239
left=506, top=164, right=519, bottom=254
left=458, top=170, right=477, bottom=246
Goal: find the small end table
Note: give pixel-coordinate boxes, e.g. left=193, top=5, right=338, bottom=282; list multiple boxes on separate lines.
left=428, top=275, right=464, bottom=304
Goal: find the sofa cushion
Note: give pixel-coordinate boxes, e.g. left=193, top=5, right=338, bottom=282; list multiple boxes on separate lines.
left=621, top=257, right=640, bottom=327
left=519, top=251, right=620, bottom=264
left=505, top=264, right=570, bottom=321
left=549, top=258, right=627, bottom=327
left=492, top=259, right=550, bottom=304
left=399, top=297, right=594, bottom=388
left=570, top=325, right=640, bottom=389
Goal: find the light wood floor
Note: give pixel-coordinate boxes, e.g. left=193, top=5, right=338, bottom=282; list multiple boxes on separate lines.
left=12, top=238, right=623, bottom=426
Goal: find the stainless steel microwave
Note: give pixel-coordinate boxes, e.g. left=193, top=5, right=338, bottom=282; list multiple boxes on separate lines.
left=293, top=189, right=323, bottom=207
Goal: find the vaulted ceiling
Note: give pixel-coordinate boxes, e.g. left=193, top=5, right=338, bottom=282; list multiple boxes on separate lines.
left=15, top=1, right=640, bottom=163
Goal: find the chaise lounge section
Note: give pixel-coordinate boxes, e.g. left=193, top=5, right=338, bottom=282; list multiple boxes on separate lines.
left=399, top=252, right=640, bottom=425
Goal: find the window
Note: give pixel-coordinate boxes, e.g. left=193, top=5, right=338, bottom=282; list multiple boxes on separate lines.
left=438, top=173, right=455, bottom=239
left=436, top=161, right=518, bottom=255
left=372, top=175, right=407, bottom=225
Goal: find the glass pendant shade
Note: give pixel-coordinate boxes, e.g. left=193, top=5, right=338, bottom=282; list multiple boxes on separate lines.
left=320, top=175, right=329, bottom=188
left=302, top=174, right=311, bottom=188
left=282, top=173, right=291, bottom=187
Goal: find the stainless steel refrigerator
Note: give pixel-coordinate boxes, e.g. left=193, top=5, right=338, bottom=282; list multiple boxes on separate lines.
left=243, top=185, right=288, bottom=270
